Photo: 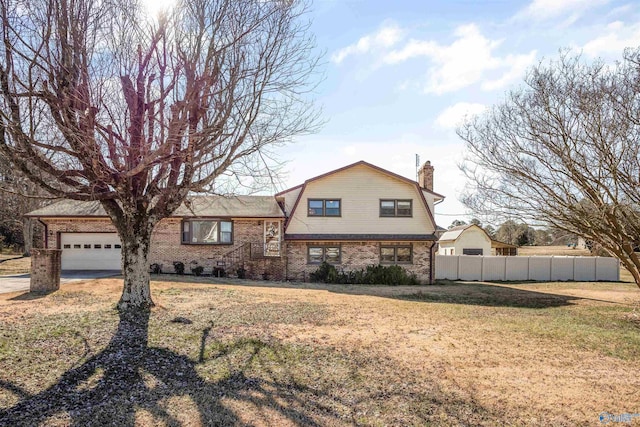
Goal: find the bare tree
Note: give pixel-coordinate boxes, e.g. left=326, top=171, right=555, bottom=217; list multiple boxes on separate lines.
left=459, top=49, right=640, bottom=287
left=0, top=154, right=52, bottom=255
left=0, top=0, right=321, bottom=309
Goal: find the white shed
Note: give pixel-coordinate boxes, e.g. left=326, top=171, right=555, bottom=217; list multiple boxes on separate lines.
left=438, top=224, right=492, bottom=256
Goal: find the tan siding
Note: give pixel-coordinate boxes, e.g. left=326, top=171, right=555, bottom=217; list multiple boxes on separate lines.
left=453, top=229, right=491, bottom=255
left=279, top=186, right=303, bottom=216
left=286, top=164, right=434, bottom=235
left=421, top=189, right=436, bottom=217
left=438, top=241, right=455, bottom=255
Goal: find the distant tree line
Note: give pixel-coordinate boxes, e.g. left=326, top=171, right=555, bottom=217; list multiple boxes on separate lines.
left=0, top=155, right=49, bottom=254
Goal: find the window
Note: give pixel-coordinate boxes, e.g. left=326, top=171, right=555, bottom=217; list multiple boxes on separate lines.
left=181, top=219, right=233, bottom=245
left=105, top=244, right=112, bottom=249
left=307, top=245, right=341, bottom=264
left=308, top=199, right=341, bottom=217
left=94, top=244, right=102, bottom=249
left=73, top=244, right=81, bottom=249
left=462, top=248, right=483, bottom=255
left=380, top=199, right=412, bottom=217
left=114, top=244, right=122, bottom=249
left=84, top=244, right=91, bottom=249
left=380, top=245, right=412, bottom=264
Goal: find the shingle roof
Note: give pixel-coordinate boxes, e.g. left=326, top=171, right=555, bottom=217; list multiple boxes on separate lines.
left=26, top=196, right=284, bottom=218
left=438, top=224, right=475, bottom=242
left=276, top=160, right=445, bottom=200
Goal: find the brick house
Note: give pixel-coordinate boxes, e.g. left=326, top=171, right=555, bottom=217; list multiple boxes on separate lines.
left=26, top=161, right=444, bottom=283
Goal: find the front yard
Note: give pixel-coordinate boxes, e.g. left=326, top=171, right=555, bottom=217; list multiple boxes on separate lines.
left=0, top=256, right=29, bottom=275
left=1, top=277, right=639, bottom=425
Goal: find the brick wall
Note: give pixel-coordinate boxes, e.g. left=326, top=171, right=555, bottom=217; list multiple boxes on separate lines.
left=286, top=240, right=435, bottom=283
left=45, top=218, right=284, bottom=277
left=30, top=248, right=61, bottom=292
left=46, top=219, right=118, bottom=249
left=150, top=218, right=279, bottom=274
left=44, top=219, right=434, bottom=283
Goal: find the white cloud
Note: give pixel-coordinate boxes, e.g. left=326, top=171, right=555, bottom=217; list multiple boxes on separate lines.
left=331, top=24, right=404, bottom=64
left=516, top=0, right=611, bottom=21
left=481, top=51, right=538, bottom=91
left=435, top=102, right=487, bottom=129
left=582, top=21, right=640, bottom=57
left=383, top=24, right=537, bottom=94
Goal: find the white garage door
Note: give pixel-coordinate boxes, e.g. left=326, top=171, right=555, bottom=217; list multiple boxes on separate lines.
left=60, top=233, right=122, bottom=270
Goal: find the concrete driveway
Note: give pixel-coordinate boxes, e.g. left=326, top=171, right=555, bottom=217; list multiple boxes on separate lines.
left=0, top=271, right=121, bottom=294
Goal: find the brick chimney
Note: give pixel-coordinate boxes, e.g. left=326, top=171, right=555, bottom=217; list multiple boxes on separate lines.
left=418, top=161, right=434, bottom=191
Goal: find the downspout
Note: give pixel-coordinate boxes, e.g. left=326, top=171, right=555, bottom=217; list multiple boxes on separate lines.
left=429, top=241, right=436, bottom=284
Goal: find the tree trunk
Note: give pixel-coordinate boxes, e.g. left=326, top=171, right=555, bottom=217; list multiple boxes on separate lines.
left=118, top=226, right=154, bottom=311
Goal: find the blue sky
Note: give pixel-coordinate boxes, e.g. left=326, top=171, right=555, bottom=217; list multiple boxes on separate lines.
left=274, top=0, right=640, bottom=227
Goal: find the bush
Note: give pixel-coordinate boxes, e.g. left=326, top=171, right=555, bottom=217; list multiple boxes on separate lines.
left=309, top=262, right=338, bottom=283
left=237, top=267, right=247, bottom=279
left=173, top=261, right=185, bottom=275
left=189, top=261, right=204, bottom=276
left=309, top=262, right=419, bottom=286
left=150, top=263, right=162, bottom=274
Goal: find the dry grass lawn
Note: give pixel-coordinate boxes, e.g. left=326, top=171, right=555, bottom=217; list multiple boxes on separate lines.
left=1, top=276, right=639, bottom=426
left=0, top=256, right=30, bottom=275
left=517, top=245, right=592, bottom=256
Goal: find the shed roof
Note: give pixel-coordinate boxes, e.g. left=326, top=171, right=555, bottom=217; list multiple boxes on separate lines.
left=438, top=224, right=477, bottom=242
left=26, top=196, right=285, bottom=218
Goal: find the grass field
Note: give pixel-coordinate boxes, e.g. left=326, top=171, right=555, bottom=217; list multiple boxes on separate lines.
left=517, top=245, right=592, bottom=256
left=1, top=276, right=639, bottom=426
left=0, top=256, right=30, bottom=275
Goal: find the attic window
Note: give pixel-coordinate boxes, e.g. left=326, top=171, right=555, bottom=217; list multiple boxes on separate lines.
left=308, top=199, right=341, bottom=217
left=380, top=199, right=412, bottom=217
left=181, top=219, right=233, bottom=245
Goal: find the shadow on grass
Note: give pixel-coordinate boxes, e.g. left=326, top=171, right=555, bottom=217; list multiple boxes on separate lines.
left=8, top=291, right=56, bottom=301
left=0, top=306, right=511, bottom=426
left=150, top=274, right=620, bottom=309
left=0, top=309, right=343, bottom=426
left=396, top=283, right=583, bottom=309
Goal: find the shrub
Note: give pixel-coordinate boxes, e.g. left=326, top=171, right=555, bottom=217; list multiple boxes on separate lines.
left=309, top=262, right=337, bottom=283
left=150, top=263, right=162, bottom=274
left=237, top=267, right=247, bottom=279
left=309, top=262, right=419, bottom=286
left=189, top=261, right=204, bottom=276
left=173, top=261, right=185, bottom=275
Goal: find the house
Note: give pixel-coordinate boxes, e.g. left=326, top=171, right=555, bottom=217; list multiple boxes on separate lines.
left=277, top=161, right=444, bottom=282
left=26, top=160, right=444, bottom=283
left=437, top=224, right=517, bottom=256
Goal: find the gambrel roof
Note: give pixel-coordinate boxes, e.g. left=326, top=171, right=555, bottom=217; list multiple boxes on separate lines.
left=276, top=160, right=443, bottom=232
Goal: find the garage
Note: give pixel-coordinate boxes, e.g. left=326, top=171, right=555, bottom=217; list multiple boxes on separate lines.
left=60, top=233, right=122, bottom=270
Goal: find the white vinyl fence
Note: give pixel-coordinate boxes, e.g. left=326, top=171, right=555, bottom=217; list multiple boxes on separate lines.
left=435, top=255, right=620, bottom=282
